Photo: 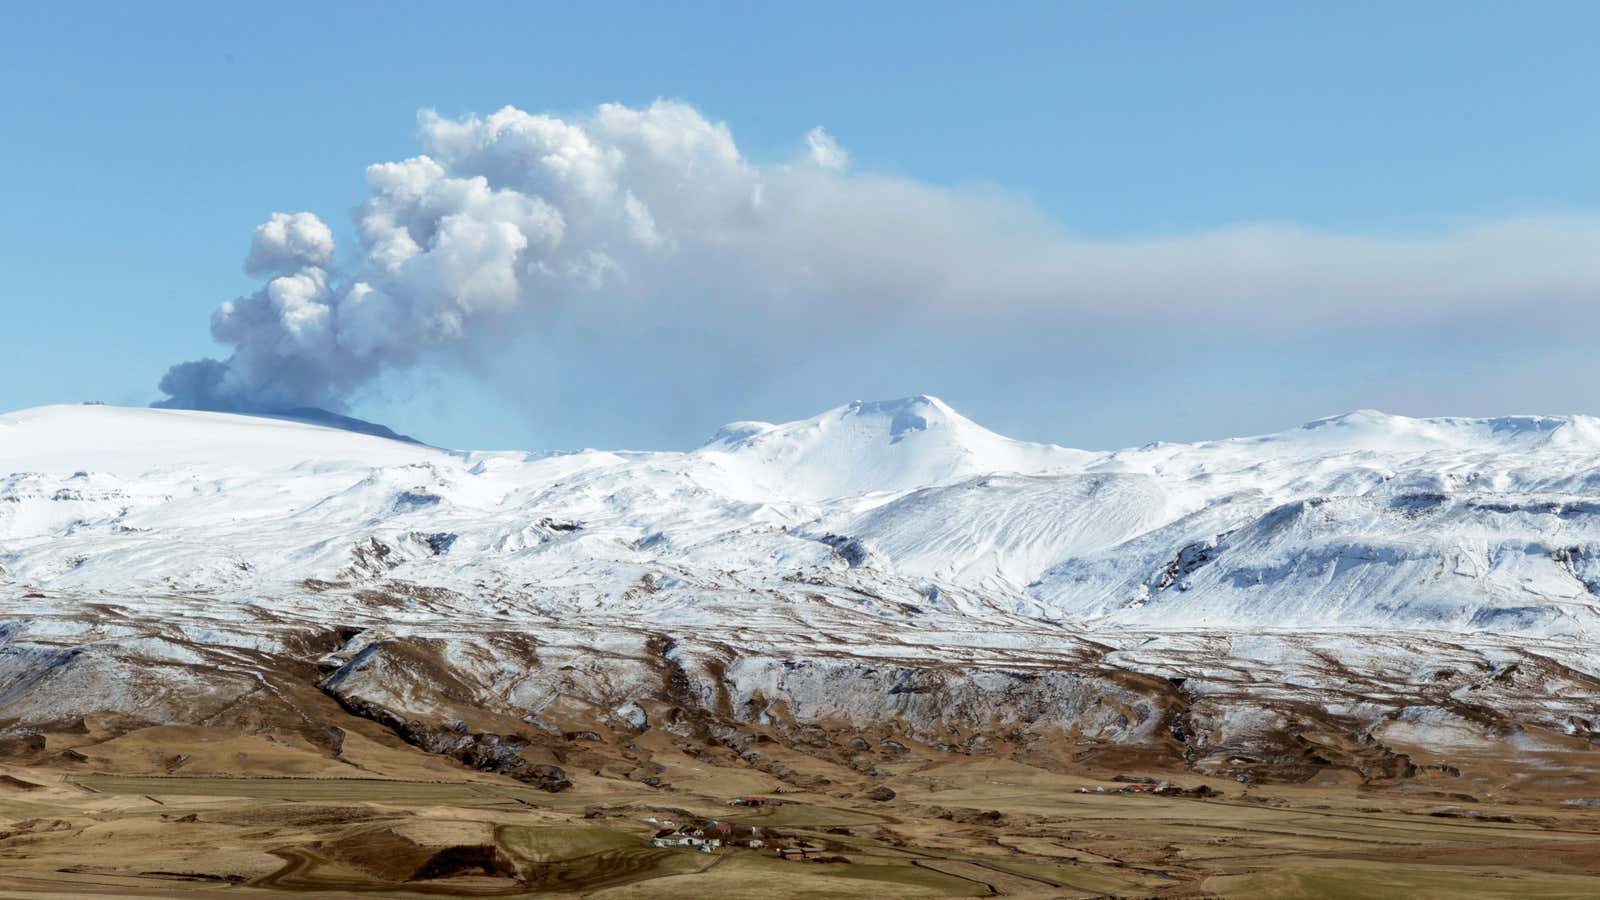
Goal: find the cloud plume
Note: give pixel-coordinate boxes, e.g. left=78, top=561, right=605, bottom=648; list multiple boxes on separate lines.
left=157, top=100, right=1600, bottom=419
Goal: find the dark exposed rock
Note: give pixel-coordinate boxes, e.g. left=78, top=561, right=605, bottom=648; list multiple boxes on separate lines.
left=865, top=785, right=896, bottom=802
left=317, top=682, right=571, bottom=792
left=0, top=731, right=45, bottom=756
left=345, top=538, right=403, bottom=579
left=818, top=533, right=875, bottom=567
left=421, top=532, right=457, bottom=555
left=932, top=807, right=1008, bottom=826
left=1156, top=783, right=1221, bottom=798
left=1155, top=539, right=1219, bottom=591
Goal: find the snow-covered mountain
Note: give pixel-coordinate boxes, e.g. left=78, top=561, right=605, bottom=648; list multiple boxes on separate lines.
left=5, top=396, right=1600, bottom=788
left=5, top=396, right=1600, bottom=638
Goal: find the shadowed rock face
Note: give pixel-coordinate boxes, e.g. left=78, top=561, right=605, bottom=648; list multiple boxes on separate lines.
left=316, top=676, right=572, bottom=792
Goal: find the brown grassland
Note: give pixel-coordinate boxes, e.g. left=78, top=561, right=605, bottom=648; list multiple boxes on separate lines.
left=2, top=712, right=1599, bottom=898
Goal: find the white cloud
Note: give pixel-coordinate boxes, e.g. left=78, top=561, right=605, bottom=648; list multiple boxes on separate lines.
left=805, top=126, right=849, bottom=170
left=243, top=211, right=334, bottom=278
left=157, top=100, right=1600, bottom=417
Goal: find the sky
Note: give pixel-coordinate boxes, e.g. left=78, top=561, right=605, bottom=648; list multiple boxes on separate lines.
left=4, top=2, right=1599, bottom=451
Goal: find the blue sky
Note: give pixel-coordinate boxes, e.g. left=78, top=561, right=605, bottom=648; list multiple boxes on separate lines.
left=5, top=2, right=1599, bottom=450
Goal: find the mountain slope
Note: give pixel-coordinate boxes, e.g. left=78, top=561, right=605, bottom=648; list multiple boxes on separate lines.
left=5, top=397, right=1600, bottom=801
left=4, top=399, right=1600, bottom=637
left=691, top=394, right=1091, bottom=501
left=0, top=404, right=440, bottom=475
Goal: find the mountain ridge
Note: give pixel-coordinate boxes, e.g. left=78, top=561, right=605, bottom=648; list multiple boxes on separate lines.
left=5, top=396, right=1600, bottom=637
left=3, top=395, right=1600, bottom=809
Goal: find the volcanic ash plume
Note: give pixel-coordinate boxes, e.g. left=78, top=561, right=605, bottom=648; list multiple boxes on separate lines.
left=156, top=100, right=1600, bottom=417
left=156, top=102, right=849, bottom=412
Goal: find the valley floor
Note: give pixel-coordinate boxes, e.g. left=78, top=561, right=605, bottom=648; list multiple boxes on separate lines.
left=3, top=727, right=1600, bottom=898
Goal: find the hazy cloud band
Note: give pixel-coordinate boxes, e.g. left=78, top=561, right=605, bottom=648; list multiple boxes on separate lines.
left=156, top=100, right=1600, bottom=416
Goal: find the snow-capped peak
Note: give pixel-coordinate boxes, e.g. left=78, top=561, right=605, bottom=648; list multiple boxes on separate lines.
left=692, top=395, right=1088, bottom=501
left=841, top=394, right=960, bottom=442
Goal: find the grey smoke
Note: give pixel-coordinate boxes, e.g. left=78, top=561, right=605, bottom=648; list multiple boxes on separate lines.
left=156, top=100, right=1600, bottom=417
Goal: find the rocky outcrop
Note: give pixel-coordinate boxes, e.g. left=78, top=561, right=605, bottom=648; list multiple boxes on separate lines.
left=317, top=644, right=571, bottom=791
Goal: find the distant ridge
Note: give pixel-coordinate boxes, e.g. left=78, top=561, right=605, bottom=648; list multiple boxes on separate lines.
left=7, top=396, right=1600, bottom=636
left=258, top=407, right=424, bottom=445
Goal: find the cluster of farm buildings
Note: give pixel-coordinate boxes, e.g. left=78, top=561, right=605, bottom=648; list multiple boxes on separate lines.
left=1077, top=781, right=1169, bottom=794
left=642, top=796, right=826, bottom=860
